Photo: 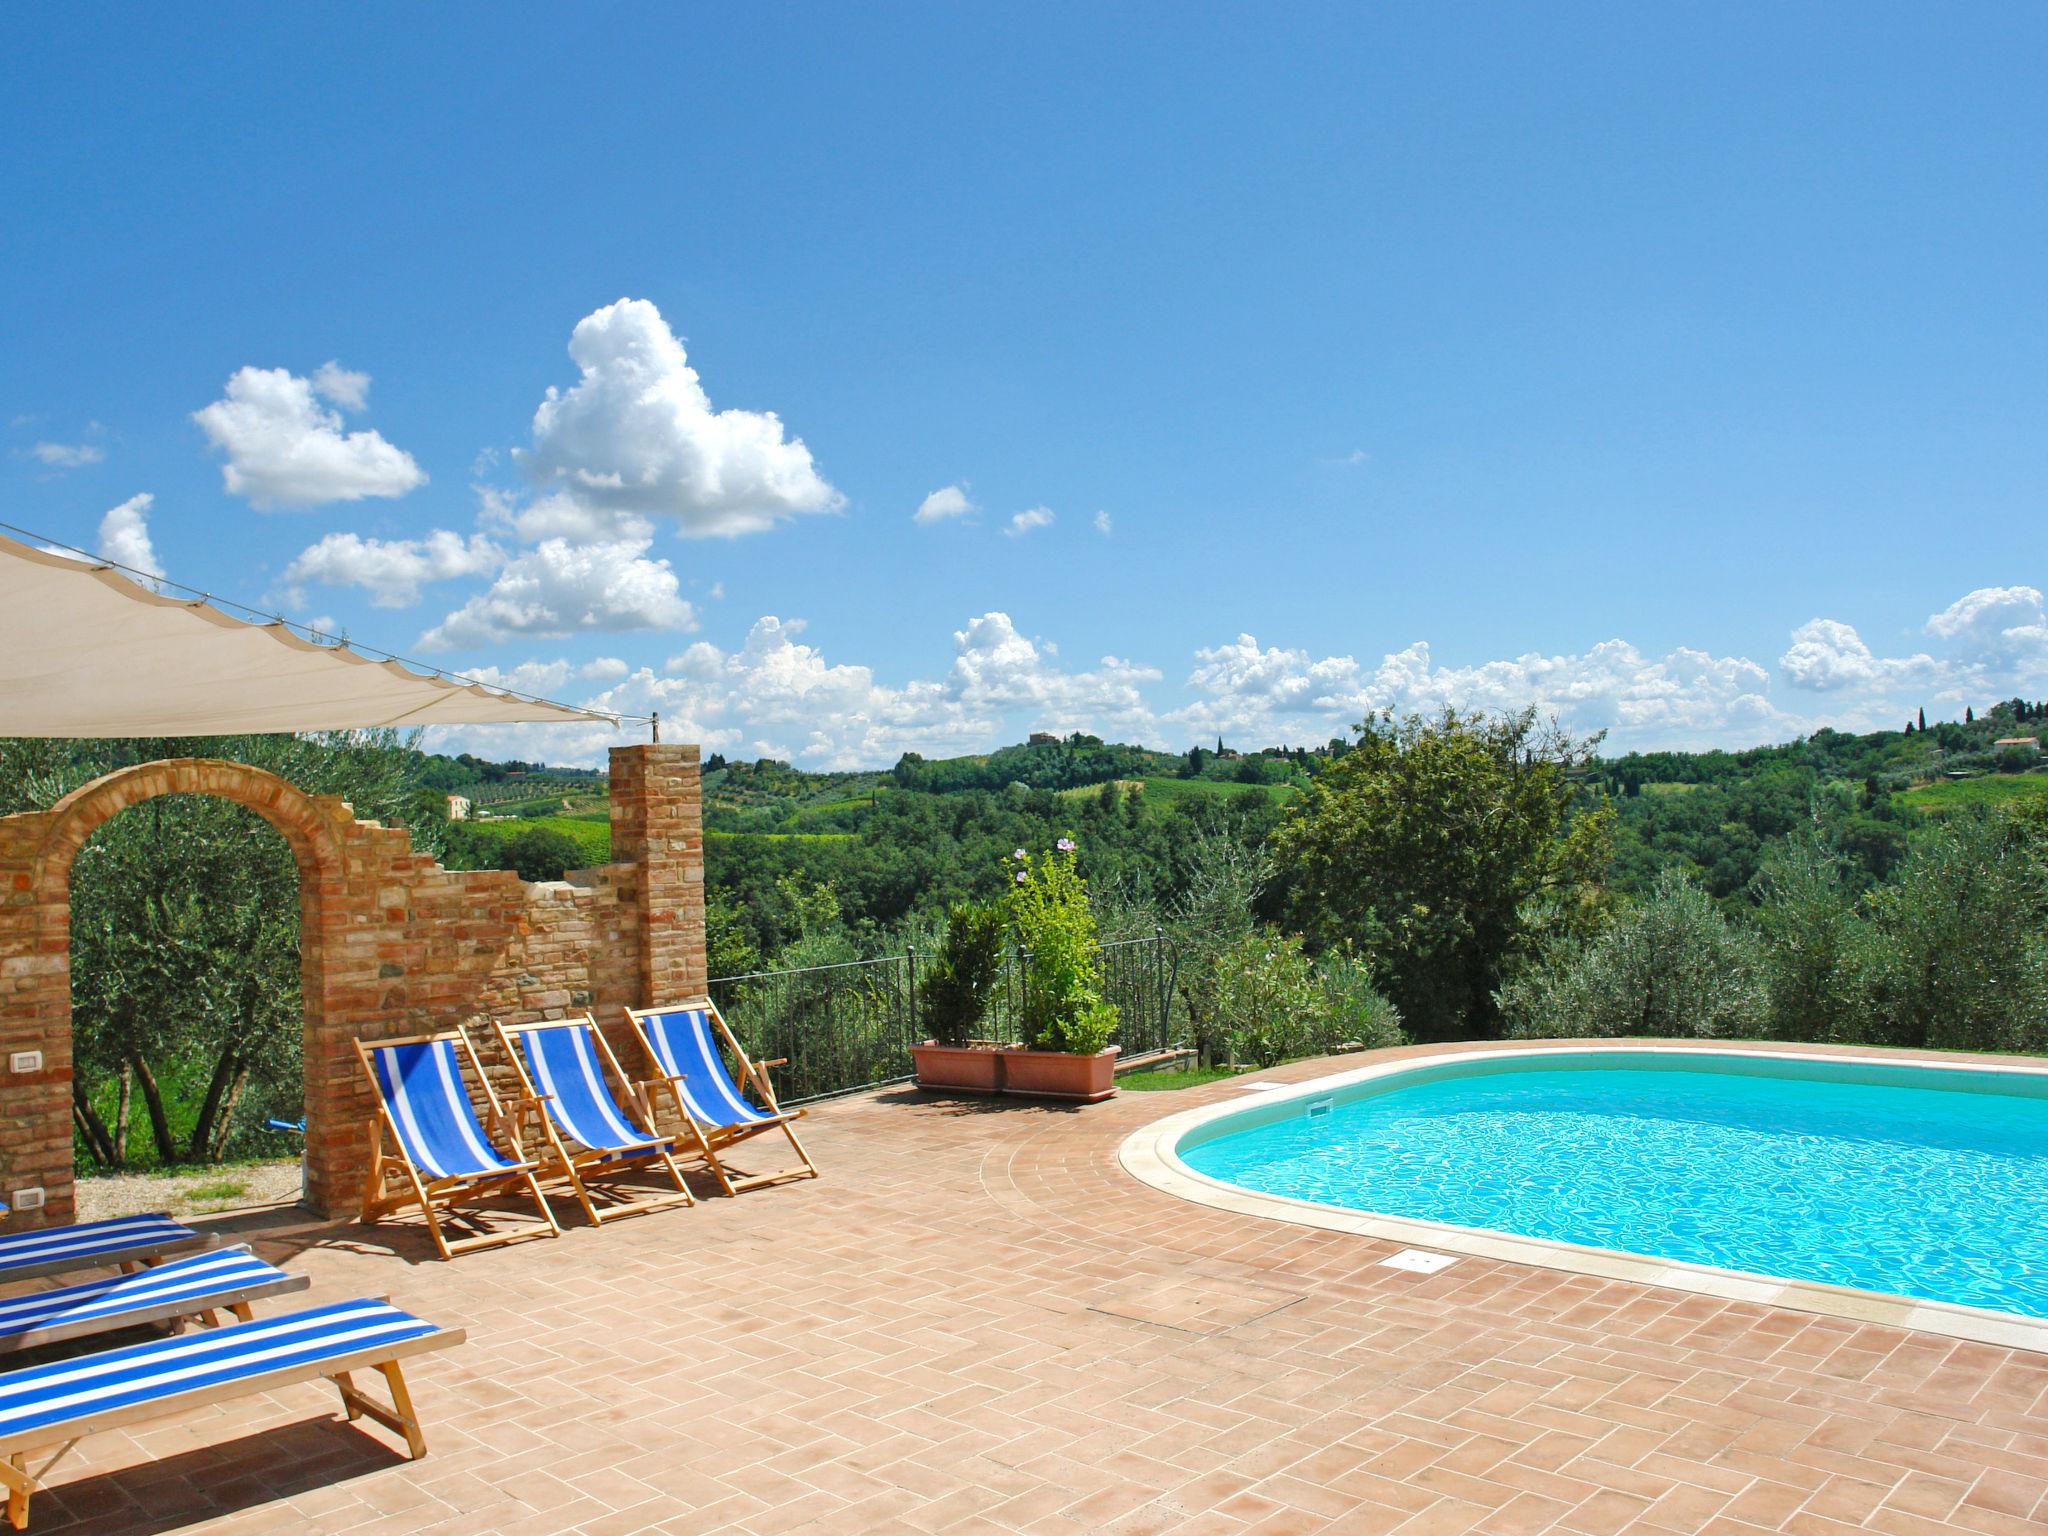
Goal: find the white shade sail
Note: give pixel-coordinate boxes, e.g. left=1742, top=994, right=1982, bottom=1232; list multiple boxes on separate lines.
left=0, top=533, right=616, bottom=737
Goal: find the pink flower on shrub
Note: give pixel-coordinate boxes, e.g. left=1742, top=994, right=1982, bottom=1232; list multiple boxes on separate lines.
left=1015, top=870, right=1028, bottom=883
left=1012, top=848, right=1027, bottom=861
left=1056, top=837, right=1076, bottom=853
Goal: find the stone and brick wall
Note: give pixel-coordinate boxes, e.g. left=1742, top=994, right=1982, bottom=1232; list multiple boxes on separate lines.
left=0, top=744, right=702, bottom=1224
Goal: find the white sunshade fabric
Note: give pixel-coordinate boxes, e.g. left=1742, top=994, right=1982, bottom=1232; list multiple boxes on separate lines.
left=0, top=533, right=615, bottom=736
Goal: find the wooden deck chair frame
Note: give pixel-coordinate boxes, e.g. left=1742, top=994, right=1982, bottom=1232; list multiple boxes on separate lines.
left=0, top=1301, right=461, bottom=1530
left=0, top=1245, right=310, bottom=1355
left=0, top=1213, right=216, bottom=1287
left=623, top=997, right=819, bottom=1195
left=353, top=1029, right=561, bottom=1261
left=489, top=1014, right=695, bottom=1226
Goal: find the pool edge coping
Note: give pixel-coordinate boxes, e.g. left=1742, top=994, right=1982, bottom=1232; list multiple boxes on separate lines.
left=1116, top=1040, right=2048, bottom=1355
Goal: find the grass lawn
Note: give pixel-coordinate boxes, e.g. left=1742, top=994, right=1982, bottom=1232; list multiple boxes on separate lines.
left=1120, top=1065, right=1245, bottom=1091
left=1897, top=774, right=2048, bottom=813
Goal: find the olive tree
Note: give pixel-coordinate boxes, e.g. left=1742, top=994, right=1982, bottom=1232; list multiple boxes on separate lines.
left=1498, top=871, right=1770, bottom=1041
left=0, top=731, right=433, bottom=1169
left=1859, top=812, right=2048, bottom=1053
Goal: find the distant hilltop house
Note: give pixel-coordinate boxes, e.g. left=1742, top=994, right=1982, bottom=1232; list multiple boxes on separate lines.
left=1994, top=737, right=2042, bottom=754
left=445, top=793, right=471, bottom=820
left=1027, top=731, right=1059, bottom=746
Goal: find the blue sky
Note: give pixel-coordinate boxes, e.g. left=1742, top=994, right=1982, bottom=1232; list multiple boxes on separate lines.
left=5, top=4, right=2044, bottom=767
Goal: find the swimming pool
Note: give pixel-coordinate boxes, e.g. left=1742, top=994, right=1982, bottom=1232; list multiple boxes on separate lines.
left=1132, top=1046, right=2048, bottom=1336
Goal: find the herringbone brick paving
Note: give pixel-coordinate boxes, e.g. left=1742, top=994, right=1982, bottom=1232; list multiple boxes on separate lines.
left=18, top=1047, right=2048, bottom=1534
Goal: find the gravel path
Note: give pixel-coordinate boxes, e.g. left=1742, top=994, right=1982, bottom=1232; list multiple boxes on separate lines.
left=74, top=1157, right=303, bottom=1221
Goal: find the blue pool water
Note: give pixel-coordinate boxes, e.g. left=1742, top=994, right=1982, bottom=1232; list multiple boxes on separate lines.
left=1180, top=1056, right=2048, bottom=1318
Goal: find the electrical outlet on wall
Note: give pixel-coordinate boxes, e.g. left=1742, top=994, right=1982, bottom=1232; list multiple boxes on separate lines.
left=11, top=1188, right=45, bottom=1212
left=9, top=1050, right=42, bottom=1074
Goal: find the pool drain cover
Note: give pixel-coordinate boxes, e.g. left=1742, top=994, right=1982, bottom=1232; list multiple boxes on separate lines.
left=1379, top=1249, right=1458, bottom=1275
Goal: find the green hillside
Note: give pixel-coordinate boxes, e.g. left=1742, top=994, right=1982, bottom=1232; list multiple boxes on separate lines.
left=1057, top=776, right=1299, bottom=816
left=457, top=815, right=611, bottom=865
left=1898, top=774, right=2048, bottom=814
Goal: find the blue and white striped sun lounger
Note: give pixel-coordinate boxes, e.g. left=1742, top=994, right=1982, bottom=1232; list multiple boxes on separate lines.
left=0, top=1214, right=212, bottom=1287
left=624, top=1000, right=817, bottom=1194
left=355, top=1031, right=559, bottom=1260
left=0, top=1298, right=463, bottom=1529
left=0, top=1246, right=309, bottom=1354
left=493, top=1016, right=694, bottom=1225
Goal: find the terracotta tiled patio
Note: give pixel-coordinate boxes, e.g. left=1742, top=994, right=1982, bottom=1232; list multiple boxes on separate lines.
left=20, top=1051, right=2048, bottom=1535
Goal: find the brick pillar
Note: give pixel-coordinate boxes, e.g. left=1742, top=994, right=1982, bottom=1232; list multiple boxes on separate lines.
left=0, top=815, right=73, bottom=1227
left=609, top=744, right=706, bottom=1005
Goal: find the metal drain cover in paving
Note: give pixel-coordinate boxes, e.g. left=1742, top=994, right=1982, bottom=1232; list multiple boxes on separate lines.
left=1091, top=1275, right=1305, bottom=1334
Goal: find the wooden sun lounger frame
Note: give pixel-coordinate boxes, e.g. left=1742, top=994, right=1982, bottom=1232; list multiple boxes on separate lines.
left=488, top=1014, right=696, bottom=1226
left=0, top=1245, right=310, bottom=1354
left=354, top=1029, right=561, bottom=1261
left=0, top=1223, right=215, bottom=1287
left=0, top=1311, right=463, bottom=1530
left=622, top=997, right=819, bottom=1195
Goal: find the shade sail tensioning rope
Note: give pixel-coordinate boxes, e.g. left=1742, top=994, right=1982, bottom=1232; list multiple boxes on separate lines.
left=0, top=528, right=625, bottom=737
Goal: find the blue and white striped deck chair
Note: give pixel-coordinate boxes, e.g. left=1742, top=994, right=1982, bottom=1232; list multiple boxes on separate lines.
left=354, top=1030, right=560, bottom=1260
left=0, top=1245, right=308, bottom=1354
left=623, top=999, right=817, bottom=1195
left=492, top=1015, right=695, bottom=1226
left=0, top=1213, right=212, bottom=1287
left=0, top=1298, right=463, bottom=1529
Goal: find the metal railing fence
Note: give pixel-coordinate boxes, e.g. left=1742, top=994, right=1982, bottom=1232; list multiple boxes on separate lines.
left=709, top=930, right=1179, bottom=1104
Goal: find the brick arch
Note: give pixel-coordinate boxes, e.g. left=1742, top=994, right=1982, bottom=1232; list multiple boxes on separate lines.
left=0, top=746, right=705, bottom=1226
left=19, top=760, right=353, bottom=1225
left=33, top=758, right=348, bottom=896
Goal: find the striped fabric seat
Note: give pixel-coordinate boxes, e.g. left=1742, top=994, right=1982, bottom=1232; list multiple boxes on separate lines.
left=355, top=1029, right=559, bottom=1259
left=625, top=1000, right=817, bottom=1195
left=0, top=1299, right=463, bottom=1527
left=638, top=1008, right=778, bottom=1130
left=367, top=1038, right=523, bottom=1181
left=0, top=1246, right=308, bottom=1353
left=494, top=1016, right=693, bottom=1226
left=0, top=1300, right=439, bottom=1442
left=0, top=1213, right=208, bottom=1286
left=517, top=1022, right=665, bottom=1154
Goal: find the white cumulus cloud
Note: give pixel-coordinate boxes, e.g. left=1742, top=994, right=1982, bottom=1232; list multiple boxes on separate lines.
left=1006, top=505, right=1055, bottom=537
left=914, top=484, right=976, bottom=524
left=1176, top=633, right=1793, bottom=751
left=1778, top=619, right=1937, bottom=693
left=283, top=530, right=504, bottom=609
left=420, top=581, right=2048, bottom=769
left=96, top=493, right=164, bottom=581
left=1925, top=585, right=2048, bottom=663
left=419, top=526, right=698, bottom=650
left=947, top=612, right=1160, bottom=733
left=193, top=364, right=426, bottom=508
left=1093, top=510, right=1113, bottom=536
left=309, top=360, right=370, bottom=411
left=516, top=298, right=841, bottom=538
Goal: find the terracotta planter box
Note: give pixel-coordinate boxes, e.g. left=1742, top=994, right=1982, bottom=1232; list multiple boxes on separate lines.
left=911, top=1041, right=1006, bottom=1095
left=997, top=1044, right=1121, bottom=1103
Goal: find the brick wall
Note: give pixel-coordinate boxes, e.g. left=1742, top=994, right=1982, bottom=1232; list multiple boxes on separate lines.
left=0, top=744, right=702, bottom=1224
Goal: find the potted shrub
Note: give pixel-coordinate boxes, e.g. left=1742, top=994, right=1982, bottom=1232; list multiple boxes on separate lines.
left=910, top=902, right=1008, bottom=1094
left=1001, top=839, right=1121, bottom=1101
